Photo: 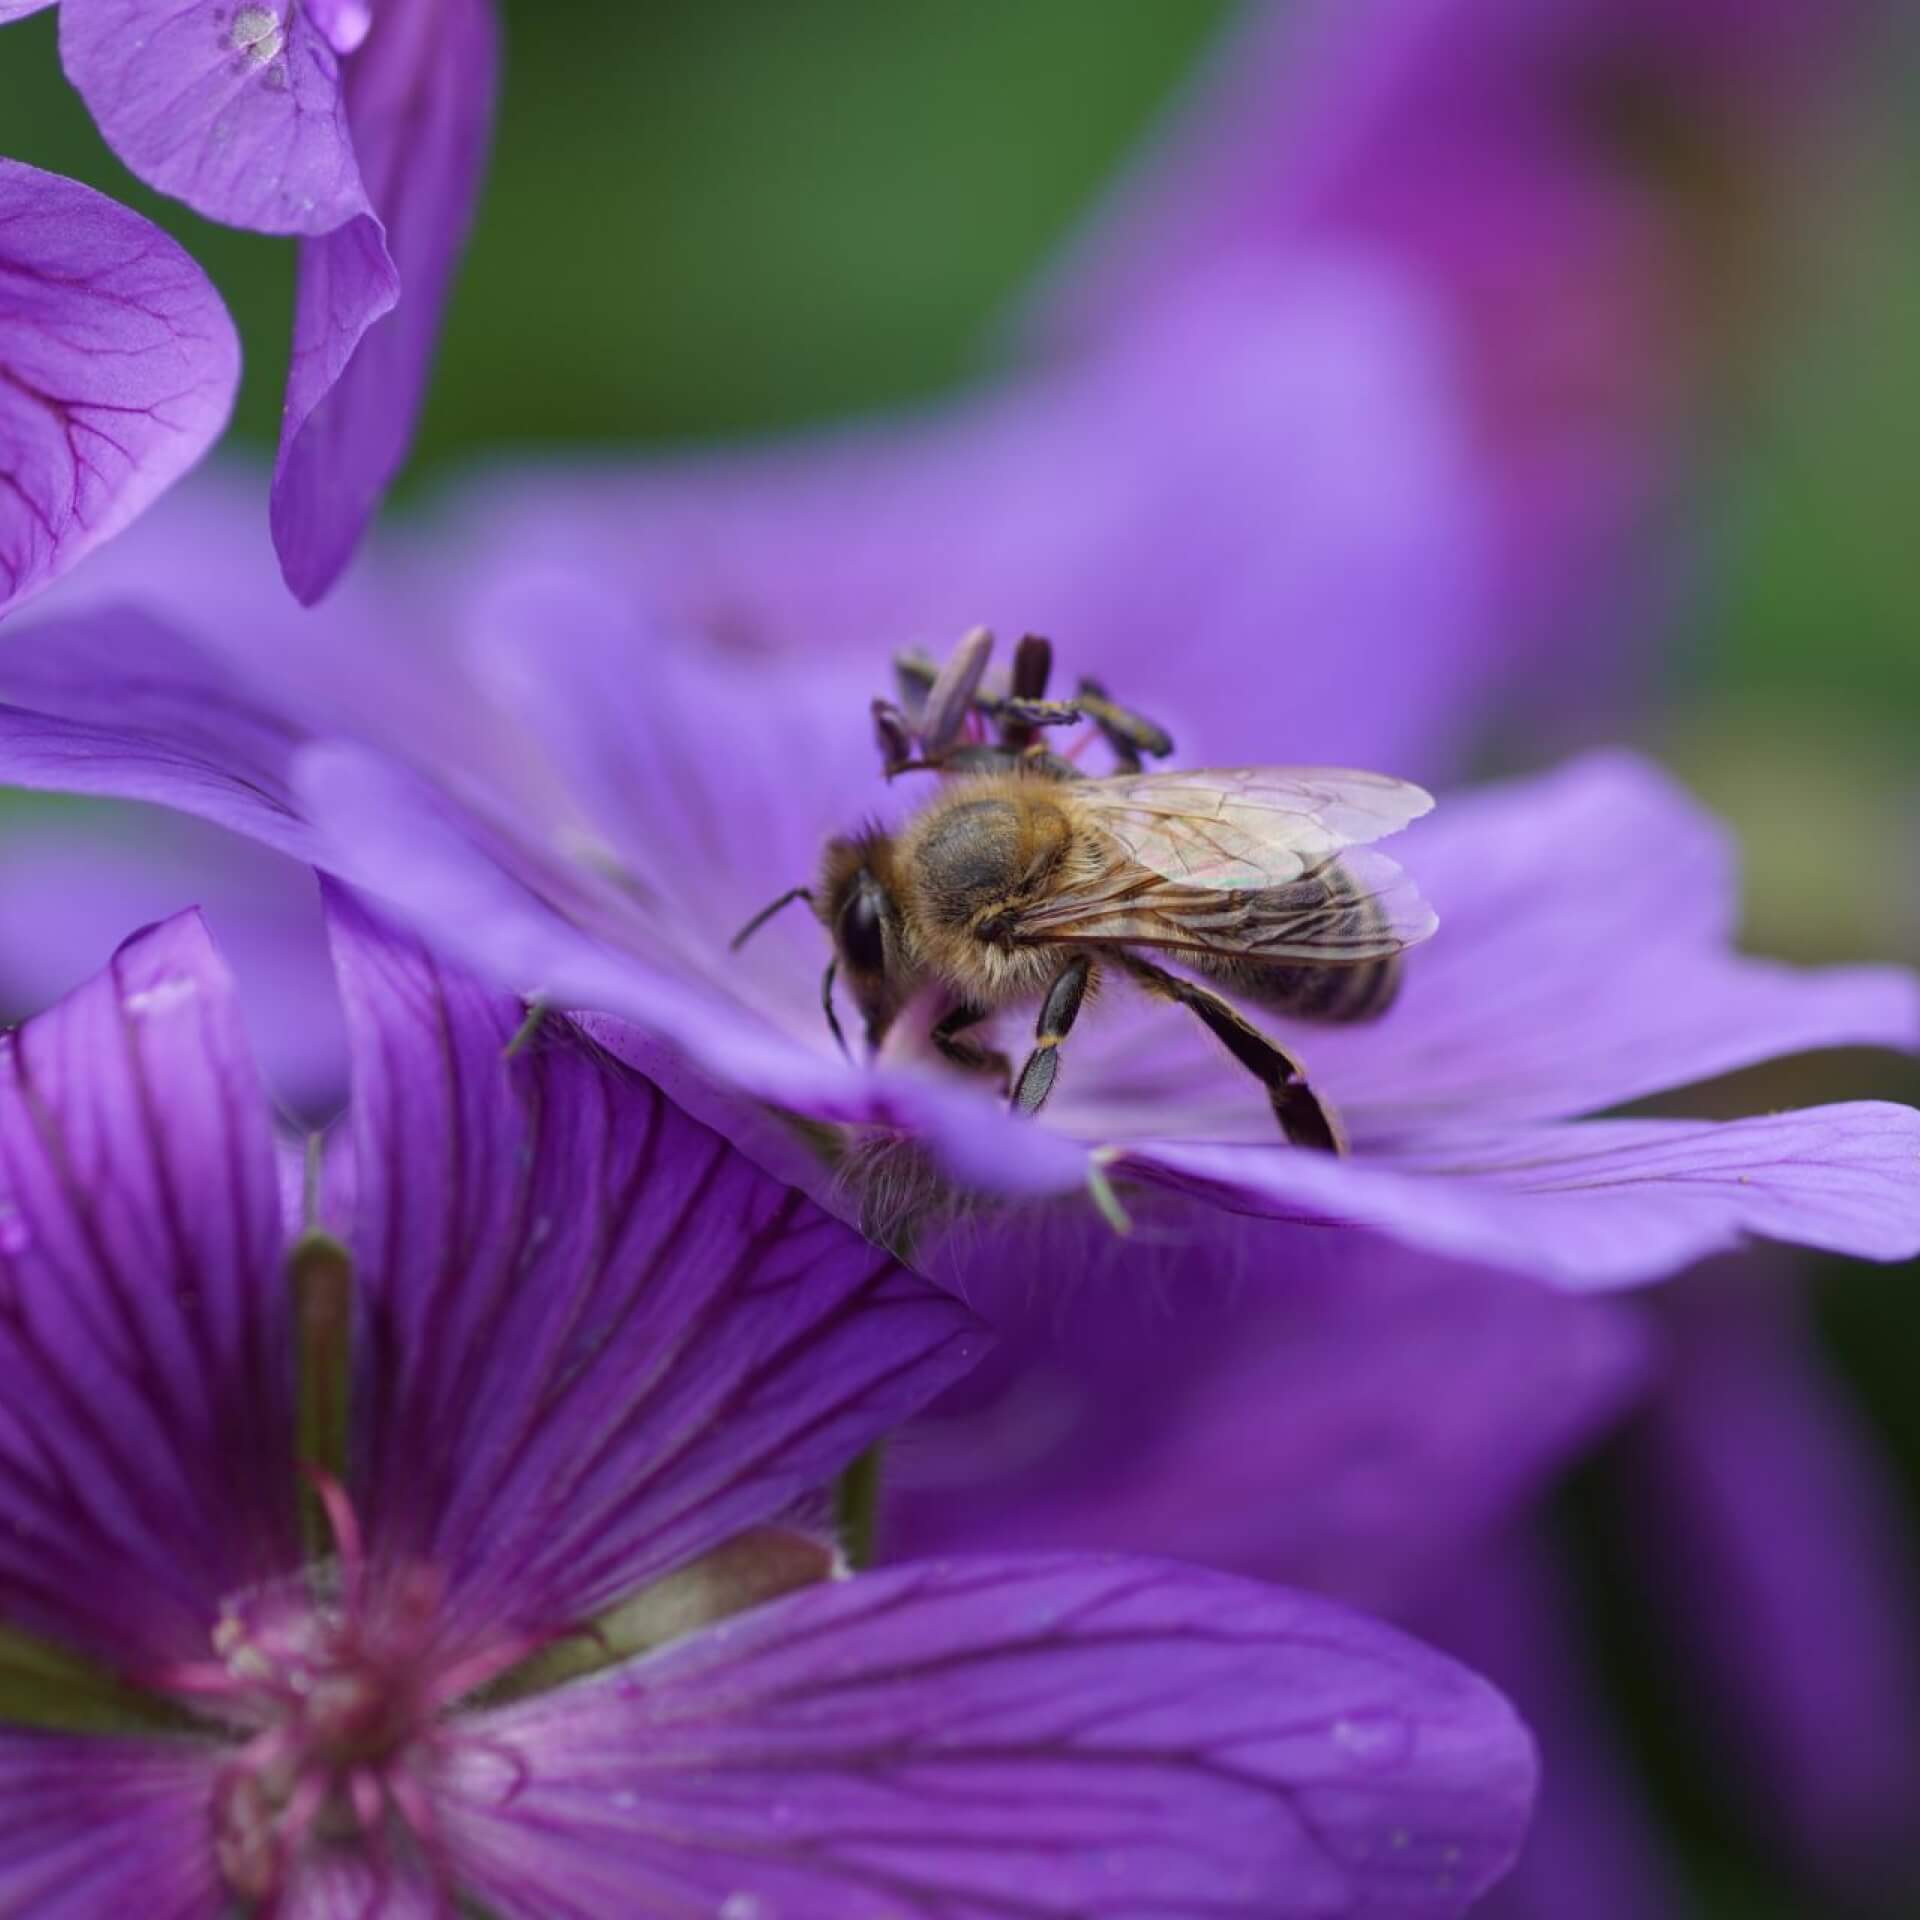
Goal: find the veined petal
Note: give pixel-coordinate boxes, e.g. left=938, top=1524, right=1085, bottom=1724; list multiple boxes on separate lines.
left=0, top=1731, right=222, bottom=1919
left=1132, top=1104, right=1920, bottom=1291
left=325, top=887, right=987, bottom=1643
left=0, top=605, right=316, bottom=859
left=1306, top=754, right=1920, bottom=1132
left=0, top=914, right=296, bottom=1674
left=58, top=0, right=368, bottom=234
left=453, top=1555, right=1536, bottom=1920
left=0, top=162, right=239, bottom=621
left=273, top=0, right=498, bottom=603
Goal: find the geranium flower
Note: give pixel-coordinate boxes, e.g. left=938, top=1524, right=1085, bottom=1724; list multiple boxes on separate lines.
left=1041, top=0, right=1882, bottom=692
left=0, top=892, right=1537, bottom=1916
left=0, top=160, right=238, bottom=622
left=1, top=591, right=1916, bottom=1291
left=0, top=0, right=498, bottom=602
left=872, top=1215, right=1920, bottom=1912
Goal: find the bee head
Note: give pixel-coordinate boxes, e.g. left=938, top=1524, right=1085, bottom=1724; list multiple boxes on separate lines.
left=820, top=832, right=909, bottom=1052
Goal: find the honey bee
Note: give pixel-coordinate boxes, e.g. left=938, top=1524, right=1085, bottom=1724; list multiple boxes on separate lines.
left=733, top=631, right=1435, bottom=1154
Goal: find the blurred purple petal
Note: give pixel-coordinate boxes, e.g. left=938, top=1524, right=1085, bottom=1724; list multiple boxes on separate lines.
left=325, top=886, right=987, bottom=1642
left=273, top=0, right=498, bottom=603
left=1419, top=1526, right=1684, bottom=1920
left=884, top=1221, right=1652, bottom=1615
left=0, top=911, right=295, bottom=1673
left=57, top=0, right=367, bottom=234
left=1622, top=1266, right=1920, bottom=1890
left=1137, top=1104, right=1920, bottom=1290
left=0, top=162, right=239, bottom=621
left=448, top=267, right=1492, bottom=779
left=456, top=1556, right=1537, bottom=1919
left=306, top=0, right=374, bottom=55
left=281, top=1858, right=441, bottom=1918
left=0, top=799, right=345, bottom=1117
left=0, top=1733, right=221, bottom=1918
left=0, top=605, right=315, bottom=858
left=1038, top=0, right=1873, bottom=696
left=0, top=1, right=54, bottom=21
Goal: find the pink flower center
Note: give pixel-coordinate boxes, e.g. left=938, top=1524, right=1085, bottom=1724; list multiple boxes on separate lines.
left=155, top=1475, right=529, bottom=1903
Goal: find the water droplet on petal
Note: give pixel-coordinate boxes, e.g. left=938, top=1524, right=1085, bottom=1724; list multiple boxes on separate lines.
left=229, top=5, right=286, bottom=65
left=1329, top=1712, right=1412, bottom=1769
left=720, top=1896, right=768, bottom=1920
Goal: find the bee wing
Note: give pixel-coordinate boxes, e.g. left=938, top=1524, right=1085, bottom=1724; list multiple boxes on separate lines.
left=1004, top=769, right=1437, bottom=960
left=1006, top=846, right=1436, bottom=961
left=1073, top=765, right=1435, bottom=889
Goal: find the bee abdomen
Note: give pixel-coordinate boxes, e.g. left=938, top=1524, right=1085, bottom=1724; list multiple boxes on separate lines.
left=1194, top=858, right=1405, bottom=1024
left=1205, top=951, right=1402, bottom=1022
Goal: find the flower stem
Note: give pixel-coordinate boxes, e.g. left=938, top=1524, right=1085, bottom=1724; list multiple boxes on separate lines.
left=834, top=1441, right=887, bottom=1570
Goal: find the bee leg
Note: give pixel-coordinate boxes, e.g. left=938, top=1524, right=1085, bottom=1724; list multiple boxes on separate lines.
left=1113, top=951, right=1345, bottom=1153
left=931, top=1001, right=1012, bottom=1096
left=820, top=959, right=851, bottom=1062
left=1011, top=956, right=1095, bottom=1118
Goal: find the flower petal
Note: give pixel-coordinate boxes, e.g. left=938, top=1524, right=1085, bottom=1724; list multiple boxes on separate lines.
left=272, top=0, right=498, bottom=603
left=883, top=1218, right=1652, bottom=1615
left=0, top=911, right=295, bottom=1675
left=324, top=885, right=987, bottom=1644
left=58, top=0, right=367, bottom=234
left=306, top=0, right=374, bottom=56
left=1306, top=754, right=1920, bottom=1132
left=0, top=1731, right=221, bottom=1918
left=1619, top=1266, right=1920, bottom=1888
left=446, top=264, right=1491, bottom=778
left=0, top=2, right=54, bottom=24
left=0, top=162, right=239, bottom=621
left=0, top=798, right=346, bottom=1118
left=0, top=605, right=316, bottom=859
left=1132, top=1104, right=1920, bottom=1290
left=293, top=736, right=1092, bottom=1200
left=1418, top=1526, right=1685, bottom=1920
left=453, top=1555, right=1535, bottom=1920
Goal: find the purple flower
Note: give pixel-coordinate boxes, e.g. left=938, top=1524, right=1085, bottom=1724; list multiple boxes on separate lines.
left=2, top=0, right=498, bottom=602
left=0, top=160, right=238, bottom=622
left=0, top=891, right=1537, bottom=1915
left=1040, top=0, right=1881, bottom=692
left=871, top=1207, right=1920, bottom=1909
left=1, top=584, right=1916, bottom=1291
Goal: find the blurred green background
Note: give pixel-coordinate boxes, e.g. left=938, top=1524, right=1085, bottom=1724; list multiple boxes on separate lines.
left=3, top=4, right=1918, bottom=1914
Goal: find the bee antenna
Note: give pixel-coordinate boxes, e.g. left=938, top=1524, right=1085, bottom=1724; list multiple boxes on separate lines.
left=729, top=885, right=815, bottom=952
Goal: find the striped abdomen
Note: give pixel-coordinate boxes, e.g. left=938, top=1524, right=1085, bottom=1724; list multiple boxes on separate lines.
left=1190, top=857, right=1404, bottom=1024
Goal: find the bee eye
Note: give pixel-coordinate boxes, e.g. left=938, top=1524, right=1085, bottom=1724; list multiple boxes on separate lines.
left=837, top=886, right=889, bottom=974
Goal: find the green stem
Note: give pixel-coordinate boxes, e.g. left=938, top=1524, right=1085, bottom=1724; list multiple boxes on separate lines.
left=834, top=1441, right=887, bottom=1571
